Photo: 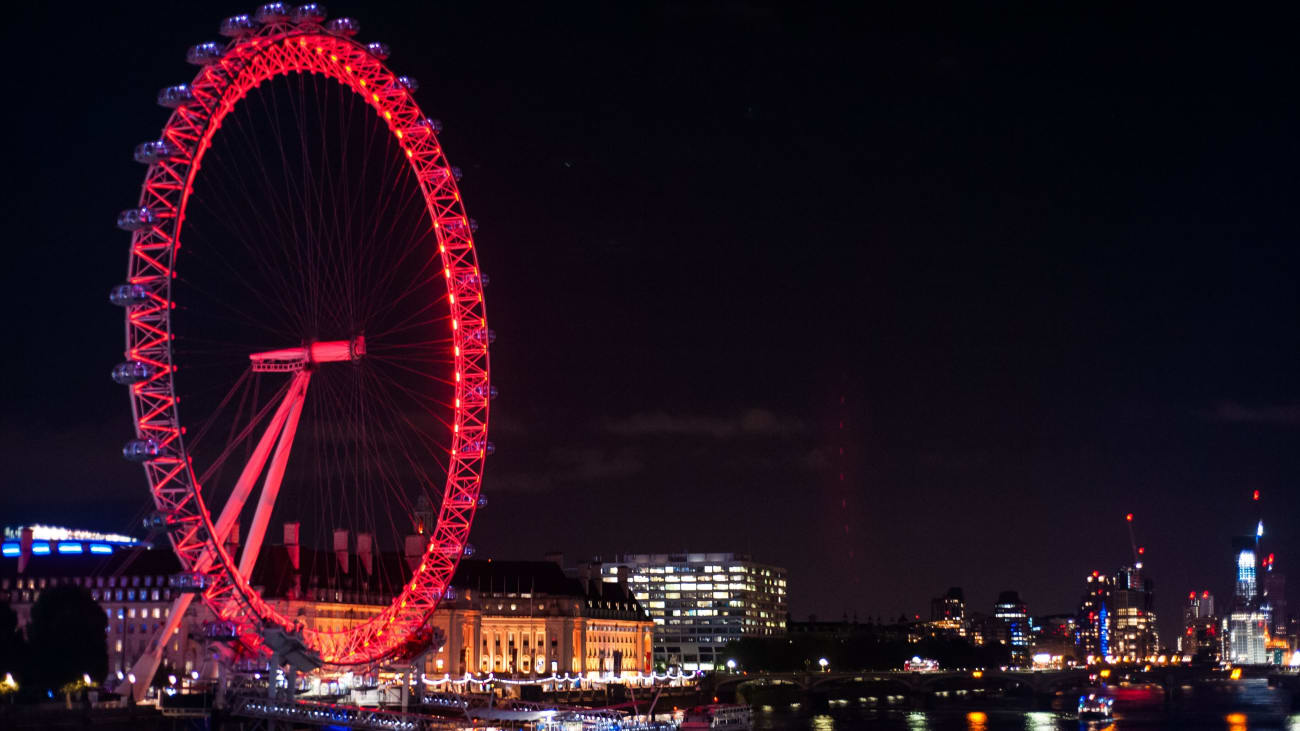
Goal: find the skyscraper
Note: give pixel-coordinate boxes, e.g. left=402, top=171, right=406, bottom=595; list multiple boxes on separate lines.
left=1110, top=564, right=1158, bottom=661
left=1180, top=591, right=1217, bottom=659
left=1225, top=535, right=1269, bottom=664
left=993, top=590, right=1030, bottom=665
left=1076, top=571, right=1112, bottom=659
left=929, top=586, right=966, bottom=637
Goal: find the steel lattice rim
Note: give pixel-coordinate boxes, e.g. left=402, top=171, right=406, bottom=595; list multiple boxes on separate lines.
left=121, top=17, right=489, bottom=667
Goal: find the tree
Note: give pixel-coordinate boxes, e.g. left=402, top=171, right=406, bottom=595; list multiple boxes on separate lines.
left=25, top=585, right=107, bottom=692
left=0, top=603, right=22, bottom=678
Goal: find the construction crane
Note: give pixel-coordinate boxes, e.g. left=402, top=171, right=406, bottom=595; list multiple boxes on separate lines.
left=1125, top=513, right=1145, bottom=583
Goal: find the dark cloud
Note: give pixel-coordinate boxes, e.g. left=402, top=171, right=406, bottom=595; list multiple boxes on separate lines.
left=1207, top=401, right=1300, bottom=425
left=604, top=408, right=802, bottom=439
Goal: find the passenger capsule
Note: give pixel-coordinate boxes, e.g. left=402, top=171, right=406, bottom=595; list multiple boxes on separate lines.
left=122, top=439, right=163, bottom=463
left=324, top=17, right=359, bottom=36
left=476, top=494, right=488, bottom=508
left=471, top=328, right=496, bottom=345
left=462, top=544, right=476, bottom=557
left=365, top=42, right=390, bottom=60
left=116, top=207, right=160, bottom=231
left=470, top=383, right=499, bottom=401
left=109, top=283, right=153, bottom=307
left=253, top=2, right=291, bottom=23
left=133, top=139, right=183, bottom=165
left=457, top=272, right=489, bottom=288
left=443, top=587, right=457, bottom=600
left=186, top=42, right=225, bottom=65
left=451, top=166, right=463, bottom=181
left=396, top=75, right=419, bottom=92
left=157, top=84, right=195, bottom=108
left=290, top=3, right=327, bottom=24
left=219, top=14, right=258, bottom=37
left=468, top=218, right=479, bottom=233
left=112, top=361, right=157, bottom=385
left=426, top=117, right=443, bottom=133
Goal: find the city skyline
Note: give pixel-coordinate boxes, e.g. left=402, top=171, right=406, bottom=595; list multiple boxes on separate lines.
left=1, top=2, right=1298, bottom=666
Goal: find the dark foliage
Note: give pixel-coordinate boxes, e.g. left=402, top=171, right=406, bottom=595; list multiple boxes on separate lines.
left=24, top=585, right=108, bottom=691
left=721, top=625, right=1011, bottom=672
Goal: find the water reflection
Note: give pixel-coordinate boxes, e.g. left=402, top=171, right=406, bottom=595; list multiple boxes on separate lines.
left=1023, top=712, right=1055, bottom=731
left=1226, top=712, right=1247, bottom=731
left=906, top=711, right=927, bottom=731
left=966, top=711, right=987, bottom=731
left=810, top=714, right=834, bottom=731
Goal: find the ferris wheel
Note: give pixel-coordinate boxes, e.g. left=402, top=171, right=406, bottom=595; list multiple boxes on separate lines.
left=110, top=3, right=493, bottom=693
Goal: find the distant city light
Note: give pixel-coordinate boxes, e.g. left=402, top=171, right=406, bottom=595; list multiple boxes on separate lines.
left=3, top=524, right=143, bottom=545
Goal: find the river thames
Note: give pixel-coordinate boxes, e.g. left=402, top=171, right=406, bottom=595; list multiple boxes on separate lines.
left=753, top=707, right=1300, bottom=730
left=747, top=678, right=1298, bottom=730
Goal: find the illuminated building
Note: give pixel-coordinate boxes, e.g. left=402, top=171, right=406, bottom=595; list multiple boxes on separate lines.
left=1031, top=614, right=1077, bottom=660
left=929, top=586, right=966, bottom=637
left=254, top=541, right=653, bottom=678
left=1224, top=535, right=1269, bottom=664
left=0, top=545, right=205, bottom=679
left=992, top=590, right=1030, bottom=665
left=1109, top=565, right=1158, bottom=661
left=1180, top=591, right=1217, bottom=659
left=1263, top=567, right=1286, bottom=637
left=1, top=526, right=653, bottom=682
left=597, top=553, right=787, bottom=671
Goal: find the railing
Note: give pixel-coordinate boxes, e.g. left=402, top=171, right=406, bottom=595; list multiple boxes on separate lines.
left=229, top=693, right=460, bottom=730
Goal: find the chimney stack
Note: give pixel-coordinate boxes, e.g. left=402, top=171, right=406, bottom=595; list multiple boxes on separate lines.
left=356, top=533, right=374, bottom=575
left=617, top=565, right=630, bottom=587
left=17, top=527, right=32, bottom=575
left=404, top=535, right=425, bottom=571
left=333, top=529, right=350, bottom=575
left=283, top=522, right=300, bottom=571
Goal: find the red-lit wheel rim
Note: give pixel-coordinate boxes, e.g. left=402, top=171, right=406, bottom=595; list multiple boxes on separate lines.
left=122, top=21, right=488, bottom=666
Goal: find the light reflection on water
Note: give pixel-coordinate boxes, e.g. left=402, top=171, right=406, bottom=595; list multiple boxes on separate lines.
left=751, top=708, right=1300, bottom=730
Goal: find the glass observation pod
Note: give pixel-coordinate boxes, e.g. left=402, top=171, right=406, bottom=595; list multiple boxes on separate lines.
left=462, top=440, right=496, bottom=457
left=471, top=329, right=497, bottom=345
left=325, top=17, right=360, bottom=36
left=156, top=84, right=195, bottom=109
left=366, top=42, right=390, bottom=60
left=168, top=572, right=210, bottom=592
left=470, top=384, right=499, bottom=401
left=396, top=76, right=419, bottom=92
left=116, top=207, right=160, bottom=231
left=109, top=283, right=154, bottom=307
left=185, top=42, right=225, bottom=66
left=290, top=3, right=327, bottom=24
left=219, top=14, right=258, bottom=37
left=133, top=139, right=183, bottom=165
left=253, top=2, right=291, bottom=24
left=112, top=360, right=157, bottom=385
left=462, top=544, right=476, bottom=557
left=458, top=272, right=489, bottom=288
left=476, top=494, right=488, bottom=508
left=122, top=439, right=163, bottom=463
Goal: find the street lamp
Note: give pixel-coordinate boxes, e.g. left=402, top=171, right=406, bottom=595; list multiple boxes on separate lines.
left=725, top=659, right=737, bottom=672
left=818, top=658, right=829, bottom=672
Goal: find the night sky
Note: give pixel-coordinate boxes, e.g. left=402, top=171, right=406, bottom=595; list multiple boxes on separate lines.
left=2, top=4, right=1298, bottom=644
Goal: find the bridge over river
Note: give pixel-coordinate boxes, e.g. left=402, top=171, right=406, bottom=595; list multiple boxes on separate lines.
left=705, top=666, right=1300, bottom=706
